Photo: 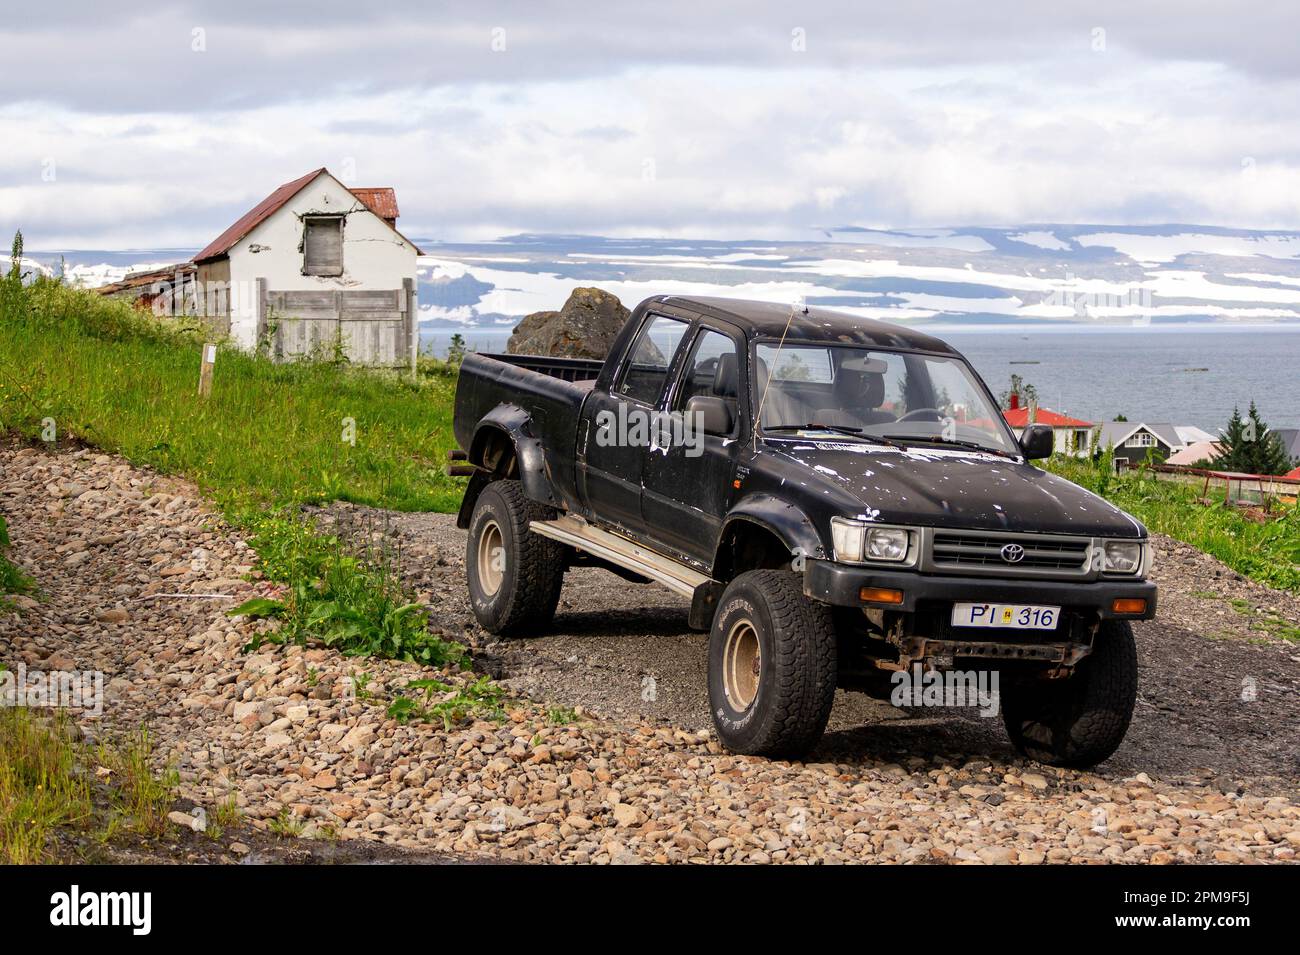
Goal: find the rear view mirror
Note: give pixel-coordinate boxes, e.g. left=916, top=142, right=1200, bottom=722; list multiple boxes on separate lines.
left=686, top=395, right=734, bottom=436
left=1019, top=424, right=1054, bottom=460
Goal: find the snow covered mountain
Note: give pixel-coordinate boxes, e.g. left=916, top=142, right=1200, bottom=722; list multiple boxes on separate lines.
left=25, top=225, right=1300, bottom=329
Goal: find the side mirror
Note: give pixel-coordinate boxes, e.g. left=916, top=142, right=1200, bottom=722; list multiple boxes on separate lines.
left=685, top=395, right=734, bottom=437
left=1019, top=424, right=1054, bottom=460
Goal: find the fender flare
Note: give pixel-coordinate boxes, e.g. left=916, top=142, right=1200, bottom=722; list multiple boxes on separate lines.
left=456, top=405, right=558, bottom=528
left=713, top=494, right=828, bottom=574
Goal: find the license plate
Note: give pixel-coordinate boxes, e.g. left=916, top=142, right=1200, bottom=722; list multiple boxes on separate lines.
left=951, top=603, right=1060, bottom=630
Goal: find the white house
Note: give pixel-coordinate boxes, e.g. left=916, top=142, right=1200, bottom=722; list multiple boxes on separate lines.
left=1001, top=394, right=1094, bottom=456
left=192, top=168, right=422, bottom=366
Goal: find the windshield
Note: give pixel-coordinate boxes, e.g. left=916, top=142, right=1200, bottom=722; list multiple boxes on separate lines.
left=753, top=342, right=1019, bottom=456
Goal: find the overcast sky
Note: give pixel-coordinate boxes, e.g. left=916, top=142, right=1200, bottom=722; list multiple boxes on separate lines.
left=4, top=1, right=1300, bottom=248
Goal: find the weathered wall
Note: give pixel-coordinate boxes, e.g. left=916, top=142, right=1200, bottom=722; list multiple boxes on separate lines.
left=223, top=172, right=418, bottom=350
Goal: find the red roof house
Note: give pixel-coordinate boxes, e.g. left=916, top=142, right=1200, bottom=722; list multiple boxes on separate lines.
left=1001, top=393, right=1094, bottom=456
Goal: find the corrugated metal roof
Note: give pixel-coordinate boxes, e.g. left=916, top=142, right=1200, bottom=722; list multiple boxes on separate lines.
left=96, top=262, right=194, bottom=295
left=192, top=168, right=422, bottom=263
left=350, top=187, right=399, bottom=221
left=193, top=168, right=326, bottom=264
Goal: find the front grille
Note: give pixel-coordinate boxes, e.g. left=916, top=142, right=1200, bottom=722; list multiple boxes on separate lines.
left=928, top=531, right=1091, bottom=577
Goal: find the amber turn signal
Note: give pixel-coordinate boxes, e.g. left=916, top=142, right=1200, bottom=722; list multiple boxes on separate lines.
left=860, top=587, right=904, bottom=605
left=1111, top=598, right=1147, bottom=615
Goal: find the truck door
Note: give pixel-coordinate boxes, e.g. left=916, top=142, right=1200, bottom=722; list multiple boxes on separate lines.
left=578, top=313, right=691, bottom=532
left=640, top=324, right=745, bottom=563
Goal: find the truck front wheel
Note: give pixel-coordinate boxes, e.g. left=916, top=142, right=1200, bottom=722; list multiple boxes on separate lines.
left=1001, top=619, right=1138, bottom=768
left=707, top=570, right=837, bottom=758
left=466, top=479, right=565, bottom=636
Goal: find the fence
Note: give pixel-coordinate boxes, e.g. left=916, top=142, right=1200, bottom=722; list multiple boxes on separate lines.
left=255, top=277, right=416, bottom=369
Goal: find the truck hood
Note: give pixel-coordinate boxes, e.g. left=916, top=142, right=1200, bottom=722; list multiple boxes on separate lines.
left=767, top=439, right=1145, bottom=538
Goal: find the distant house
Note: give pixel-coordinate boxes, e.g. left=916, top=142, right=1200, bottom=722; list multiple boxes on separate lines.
left=1165, top=440, right=1222, bottom=466
left=1002, top=394, right=1093, bottom=456
left=1174, top=424, right=1217, bottom=446
left=1097, top=421, right=1189, bottom=466
left=191, top=168, right=423, bottom=366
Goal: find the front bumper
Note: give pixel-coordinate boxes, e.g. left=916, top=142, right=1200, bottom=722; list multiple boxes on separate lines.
left=803, top=559, right=1157, bottom=620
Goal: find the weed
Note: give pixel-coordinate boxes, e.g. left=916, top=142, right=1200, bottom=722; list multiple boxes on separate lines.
left=0, top=710, right=177, bottom=862
left=98, top=727, right=179, bottom=837
left=387, top=675, right=506, bottom=729
left=268, top=807, right=304, bottom=839
left=545, top=705, right=580, bottom=726
left=225, top=510, right=466, bottom=668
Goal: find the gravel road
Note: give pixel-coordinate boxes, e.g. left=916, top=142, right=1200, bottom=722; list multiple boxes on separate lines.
left=4, top=443, right=1299, bottom=864
left=317, top=502, right=1300, bottom=791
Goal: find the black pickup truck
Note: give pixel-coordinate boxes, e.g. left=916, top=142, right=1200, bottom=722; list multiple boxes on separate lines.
left=452, top=295, right=1156, bottom=766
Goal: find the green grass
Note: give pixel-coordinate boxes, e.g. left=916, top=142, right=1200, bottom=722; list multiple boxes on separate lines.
left=0, top=277, right=465, bottom=512
left=226, top=507, right=467, bottom=668
left=1, top=274, right=471, bottom=668
left=386, top=675, right=507, bottom=729
left=0, top=514, right=34, bottom=600
left=0, top=709, right=178, bottom=863
left=1046, top=451, right=1300, bottom=595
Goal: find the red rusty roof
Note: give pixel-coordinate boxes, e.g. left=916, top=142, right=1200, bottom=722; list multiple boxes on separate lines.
left=193, top=168, right=326, bottom=264
left=349, top=187, right=399, bottom=221
left=192, top=170, right=421, bottom=263
left=1003, top=406, right=1094, bottom=428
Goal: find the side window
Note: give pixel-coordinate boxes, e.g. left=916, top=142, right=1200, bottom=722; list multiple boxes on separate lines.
left=677, top=329, right=741, bottom=419
left=303, top=216, right=344, bottom=276
left=616, top=315, right=690, bottom=405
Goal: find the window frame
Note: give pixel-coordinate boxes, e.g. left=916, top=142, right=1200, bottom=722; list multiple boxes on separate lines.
left=302, top=214, right=345, bottom=277
left=668, top=322, right=745, bottom=437
left=613, top=312, right=692, bottom=408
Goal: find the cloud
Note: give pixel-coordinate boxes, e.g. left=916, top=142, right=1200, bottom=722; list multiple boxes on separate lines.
left=5, top=3, right=1300, bottom=246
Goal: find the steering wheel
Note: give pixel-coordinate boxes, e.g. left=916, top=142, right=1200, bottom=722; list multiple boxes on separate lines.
left=896, top=407, right=942, bottom=423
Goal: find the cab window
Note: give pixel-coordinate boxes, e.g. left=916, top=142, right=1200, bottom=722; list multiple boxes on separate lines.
left=616, top=315, right=690, bottom=405
left=676, top=328, right=741, bottom=432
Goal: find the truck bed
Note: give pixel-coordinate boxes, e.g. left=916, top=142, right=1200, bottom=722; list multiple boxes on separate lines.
left=452, top=352, right=601, bottom=510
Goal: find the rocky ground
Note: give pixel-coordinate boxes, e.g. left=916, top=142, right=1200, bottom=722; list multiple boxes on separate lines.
left=2, top=443, right=1299, bottom=864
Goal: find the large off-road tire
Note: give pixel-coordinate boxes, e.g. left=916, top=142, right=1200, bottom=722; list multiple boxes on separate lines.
left=465, top=479, right=565, bottom=637
left=1001, top=619, right=1138, bottom=768
left=707, top=570, right=837, bottom=758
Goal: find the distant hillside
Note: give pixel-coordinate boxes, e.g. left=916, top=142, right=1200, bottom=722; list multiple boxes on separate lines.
left=26, top=225, right=1300, bottom=329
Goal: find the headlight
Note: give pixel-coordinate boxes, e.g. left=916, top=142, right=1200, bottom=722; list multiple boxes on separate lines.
left=866, top=528, right=909, bottom=561
left=1102, top=540, right=1144, bottom=575
left=831, top=519, right=911, bottom=564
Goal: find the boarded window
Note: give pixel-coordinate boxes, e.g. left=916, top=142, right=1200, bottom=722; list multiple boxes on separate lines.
left=303, top=216, right=343, bottom=276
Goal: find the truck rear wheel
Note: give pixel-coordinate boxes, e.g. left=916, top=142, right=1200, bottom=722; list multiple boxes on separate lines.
left=707, top=570, right=837, bottom=759
left=466, top=479, right=565, bottom=636
left=1001, top=619, right=1138, bottom=768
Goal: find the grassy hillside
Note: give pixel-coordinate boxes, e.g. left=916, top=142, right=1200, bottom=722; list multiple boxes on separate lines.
left=1, top=273, right=471, bottom=671
left=0, top=277, right=464, bottom=513
left=1047, top=452, right=1300, bottom=594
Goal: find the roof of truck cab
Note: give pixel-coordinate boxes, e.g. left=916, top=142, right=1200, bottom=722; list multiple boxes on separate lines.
left=654, top=295, right=960, bottom=354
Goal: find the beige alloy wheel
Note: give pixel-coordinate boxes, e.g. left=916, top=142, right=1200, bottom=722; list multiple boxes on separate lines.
left=722, top=618, right=762, bottom=711
left=476, top=518, right=505, bottom=597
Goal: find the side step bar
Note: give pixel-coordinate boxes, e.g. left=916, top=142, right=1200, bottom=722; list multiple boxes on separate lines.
left=529, top=515, right=709, bottom=599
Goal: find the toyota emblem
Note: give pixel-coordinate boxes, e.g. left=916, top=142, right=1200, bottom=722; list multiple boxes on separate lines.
left=1000, top=543, right=1025, bottom=563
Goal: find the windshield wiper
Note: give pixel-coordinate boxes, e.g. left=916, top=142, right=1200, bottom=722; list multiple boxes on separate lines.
left=881, top=435, right=1017, bottom=458
left=766, top=424, right=908, bottom=448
